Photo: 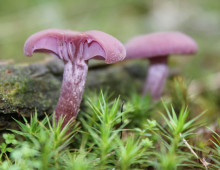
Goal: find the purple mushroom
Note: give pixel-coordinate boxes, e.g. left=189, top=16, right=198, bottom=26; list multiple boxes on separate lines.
left=24, top=29, right=126, bottom=127
left=126, top=32, right=197, bottom=101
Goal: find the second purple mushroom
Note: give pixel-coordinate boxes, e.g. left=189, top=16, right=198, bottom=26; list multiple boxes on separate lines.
left=125, top=32, right=198, bottom=100
left=24, top=29, right=126, bottom=127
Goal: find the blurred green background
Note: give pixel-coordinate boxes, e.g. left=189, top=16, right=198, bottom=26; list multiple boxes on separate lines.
left=0, top=0, right=219, bottom=67
left=0, top=0, right=220, bottom=121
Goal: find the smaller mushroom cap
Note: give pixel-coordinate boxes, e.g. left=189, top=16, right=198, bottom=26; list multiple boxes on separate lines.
left=125, top=32, right=198, bottom=59
left=24, top=29, right=126, bottom=64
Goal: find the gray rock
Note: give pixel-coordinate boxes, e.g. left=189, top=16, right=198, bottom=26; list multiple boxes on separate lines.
left=0, top=59, right=147, bottom=134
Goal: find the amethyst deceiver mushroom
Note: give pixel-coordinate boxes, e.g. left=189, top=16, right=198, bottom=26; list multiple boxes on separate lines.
left=24, top=29, right=126, bottom=127
left=126, top=32, right=197, bottom=100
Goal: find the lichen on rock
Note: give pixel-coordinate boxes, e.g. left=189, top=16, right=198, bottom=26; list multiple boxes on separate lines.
left=0, top=65, right=61, bottom=117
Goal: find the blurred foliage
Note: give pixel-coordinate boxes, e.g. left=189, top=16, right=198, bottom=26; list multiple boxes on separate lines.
left=0, top=0, right=220, bottom=66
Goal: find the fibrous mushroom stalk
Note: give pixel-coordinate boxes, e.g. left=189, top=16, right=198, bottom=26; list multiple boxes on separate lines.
left=55, top=42, right=88, bottom=127
left=143, top=56, right=168, bottom=100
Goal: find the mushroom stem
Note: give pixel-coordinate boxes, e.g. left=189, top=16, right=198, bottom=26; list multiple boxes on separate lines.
left=55, top=59, right=88, bottom=127
left=143, top=56, right=168, bottom=101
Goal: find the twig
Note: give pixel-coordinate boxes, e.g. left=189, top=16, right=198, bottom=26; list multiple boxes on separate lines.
left=181, top=133, right=209, bottom=170
left=93, top=151, right=115, bottom=162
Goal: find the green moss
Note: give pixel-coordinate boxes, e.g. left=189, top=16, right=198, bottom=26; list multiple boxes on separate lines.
left=0, top=65, right=61, bottom=116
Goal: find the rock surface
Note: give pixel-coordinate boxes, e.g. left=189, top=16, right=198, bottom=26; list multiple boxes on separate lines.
left=0, top=59, right=147, bottom=133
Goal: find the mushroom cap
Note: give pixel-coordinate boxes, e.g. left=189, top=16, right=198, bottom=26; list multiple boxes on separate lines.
left=24, top=29, right=126, bottom=64
left=125, top=32, right=198, bottom=59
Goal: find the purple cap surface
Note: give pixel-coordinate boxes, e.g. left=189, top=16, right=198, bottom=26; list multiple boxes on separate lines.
left=126, top=32, right=198, bottom=59
left=24, top=29, right=126, bottom=64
